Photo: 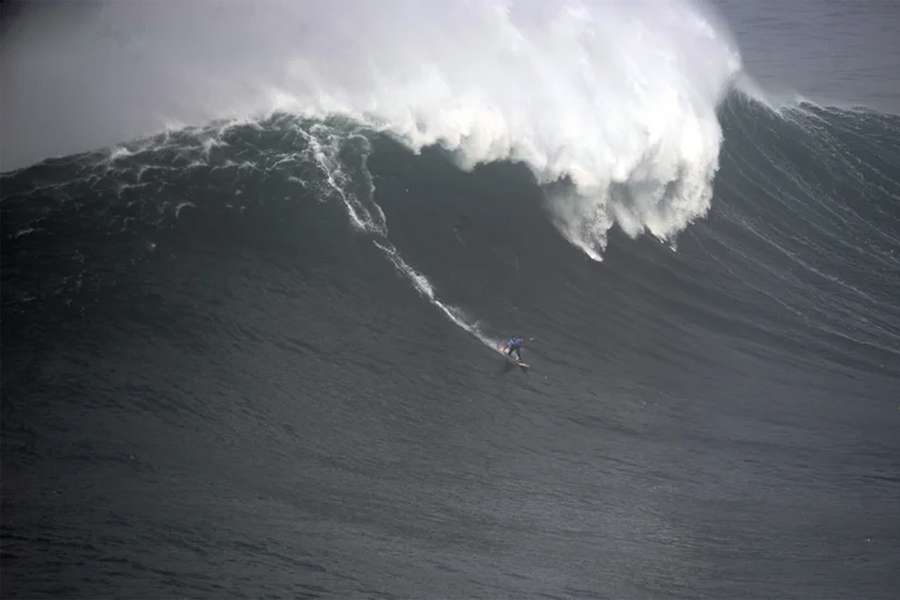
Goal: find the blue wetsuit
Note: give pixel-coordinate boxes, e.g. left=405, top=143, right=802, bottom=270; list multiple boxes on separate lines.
left=505, top=336, right=524, bottom=361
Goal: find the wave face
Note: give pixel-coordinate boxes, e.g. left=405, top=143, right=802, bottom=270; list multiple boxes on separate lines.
left=4, top=91, right=900, bottom=598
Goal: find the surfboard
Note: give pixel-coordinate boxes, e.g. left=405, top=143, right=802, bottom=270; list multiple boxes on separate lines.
left=498, top=342, right=529, bottom=370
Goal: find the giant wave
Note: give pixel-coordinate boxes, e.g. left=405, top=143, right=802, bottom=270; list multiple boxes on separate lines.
left=3, top=0, right=741, bottom=258
left=3, top=2, right=900, bottom=598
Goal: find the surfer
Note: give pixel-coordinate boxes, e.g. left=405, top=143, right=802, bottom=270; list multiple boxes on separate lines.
left=502, top=336, right=525, bottom=362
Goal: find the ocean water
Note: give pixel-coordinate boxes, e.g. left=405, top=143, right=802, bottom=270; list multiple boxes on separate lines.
left=2, top=1, right=900, bottom=598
